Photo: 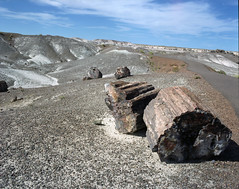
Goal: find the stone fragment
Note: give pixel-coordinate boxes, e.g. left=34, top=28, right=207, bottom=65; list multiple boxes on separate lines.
left=87, top=67, right=103, bottom=79
left=114, top=67, right=130, bottom=79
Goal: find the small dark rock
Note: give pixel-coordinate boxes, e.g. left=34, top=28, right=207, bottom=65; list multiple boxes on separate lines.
left=114, top=67, right=131, bottom=79
left=93, top=120, right=104, bottom=126
left=87, top=67, right=103, bottom=79
left=11, top=96, right=23, bottom=102
left=11, top=96, right=18, bottom=102
left=0, top=81, right=8, bottom=92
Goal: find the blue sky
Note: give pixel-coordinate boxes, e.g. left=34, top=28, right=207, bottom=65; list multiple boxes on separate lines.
left=0, top=0, right=238, bottom=51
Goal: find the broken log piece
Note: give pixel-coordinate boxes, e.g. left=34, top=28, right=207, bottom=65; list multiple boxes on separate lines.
left=87, top=67, right=103, bottom=79
left=105, top=81, right=160, bottom=133
left=114, top=66, right=130, bottom=79
left=143, top=86, right=232, bottom=163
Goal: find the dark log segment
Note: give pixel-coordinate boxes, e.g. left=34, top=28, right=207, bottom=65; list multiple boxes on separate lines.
left=143, top=86, right=232, bottom=163
left=105, top=81, right=160, bottom=133
left=114, top=67, right=130, bottom=79
left=87, top=67, right=102, bottom=79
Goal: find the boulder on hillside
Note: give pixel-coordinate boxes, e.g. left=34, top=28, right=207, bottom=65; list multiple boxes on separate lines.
left=0, top=81, right=8, bottom=92
left=87, top=67, right=103, bottom=79
left=114, top=67, right=131, bottom=79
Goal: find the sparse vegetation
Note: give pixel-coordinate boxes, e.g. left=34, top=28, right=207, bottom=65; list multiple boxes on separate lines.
left=140, top=49, right=145, bottom=54
left=170, top=64, right=179, bottom=72
left=217, top=70, right=226, bottom=75
left=149, top=51, right=154, bottom=55
left=149, top=61, right=154, bottom=66
left=172, top=66, right=179, bottom=72
left=205, top=66, right=227, bottom=75
left=8, top=34, right=13, bottom=41
left=59, top=96, right=65, bottom=100
left=234, top=75, right=239, bottom=78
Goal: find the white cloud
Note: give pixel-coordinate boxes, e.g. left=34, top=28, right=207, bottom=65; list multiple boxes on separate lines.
left=32, top=0, right=237, bottom=35
left=116, top=25, right=131, bottom=32
left=0, top=6, right=70, bottom=27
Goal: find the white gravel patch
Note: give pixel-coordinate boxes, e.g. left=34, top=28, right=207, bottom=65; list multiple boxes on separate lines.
left=70, top=49, right=84, bottom=59
left=102, top=113, right=141, bottom=143
left=0, top=68, right=58, bottom=88
left=106, top=49, right=139, bottom=55
left=51, top=43, right=63, bottom=53
left=102, top=73, right=115, bottom=78
left=28, top=54, right=51, bottom=65
left=204, top=54, right=238, bottom=68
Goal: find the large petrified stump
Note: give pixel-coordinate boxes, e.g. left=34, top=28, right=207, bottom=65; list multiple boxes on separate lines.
left=105, top=81, right=160, bottom=133
left=143, top=86, right=232, bottom=162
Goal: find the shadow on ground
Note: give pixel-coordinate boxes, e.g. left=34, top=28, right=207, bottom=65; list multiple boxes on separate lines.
left=128, top=127, right=147, bottom=137
left=215, top=140, right=239, bottom=162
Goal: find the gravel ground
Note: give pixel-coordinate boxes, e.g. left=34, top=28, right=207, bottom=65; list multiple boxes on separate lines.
left=1, top=71, right=239, bottom=188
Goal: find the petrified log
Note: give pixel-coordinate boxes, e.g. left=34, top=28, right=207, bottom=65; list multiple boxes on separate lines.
left=87, top=67, right=102, bottom=79
left=105, top=81, right=159, bottom=133
left=0, top=81, right=8, bottom=92
left=143, top=86, right=232, bottom=163
left=114, top=66, right=130, bottom=79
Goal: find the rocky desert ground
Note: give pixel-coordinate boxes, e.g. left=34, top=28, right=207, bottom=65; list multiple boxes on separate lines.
left=0, top=32, right=239, bottom=188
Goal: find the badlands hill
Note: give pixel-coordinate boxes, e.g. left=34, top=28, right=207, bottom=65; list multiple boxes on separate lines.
left=0, top=32, right=238, bottom=88
left=1, top=32, right=238, bottom=115
left=0, top=32, right=239, bottom=188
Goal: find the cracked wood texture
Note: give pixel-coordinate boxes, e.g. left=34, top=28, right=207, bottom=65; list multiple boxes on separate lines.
left=143, top=86, right=232, bottom=163
left=105, top=81, right=160, bottom=133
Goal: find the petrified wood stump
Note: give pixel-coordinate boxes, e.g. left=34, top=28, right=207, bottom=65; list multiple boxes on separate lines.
left=87, top=67, right=102, bottom=79
left=114, top=67, right=131, bottom=79
left=143, top=86, right=232, bottom=163
left=105, top=81, right=160, bottom=133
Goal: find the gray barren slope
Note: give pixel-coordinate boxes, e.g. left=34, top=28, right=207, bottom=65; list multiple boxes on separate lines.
left=1, top=73, right=239, bottom=188
left=0, top=33, right=99, bottom=87
left=49, top=48, right=149, bottom=83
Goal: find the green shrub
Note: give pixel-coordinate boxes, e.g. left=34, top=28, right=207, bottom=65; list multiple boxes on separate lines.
left=172, top=66, right=179, bottom=72
left=59, top=96, right=65, bottom=100
left=140, top=49, right=145, bottom=54
left=217, top=70, right=226, bottom=75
